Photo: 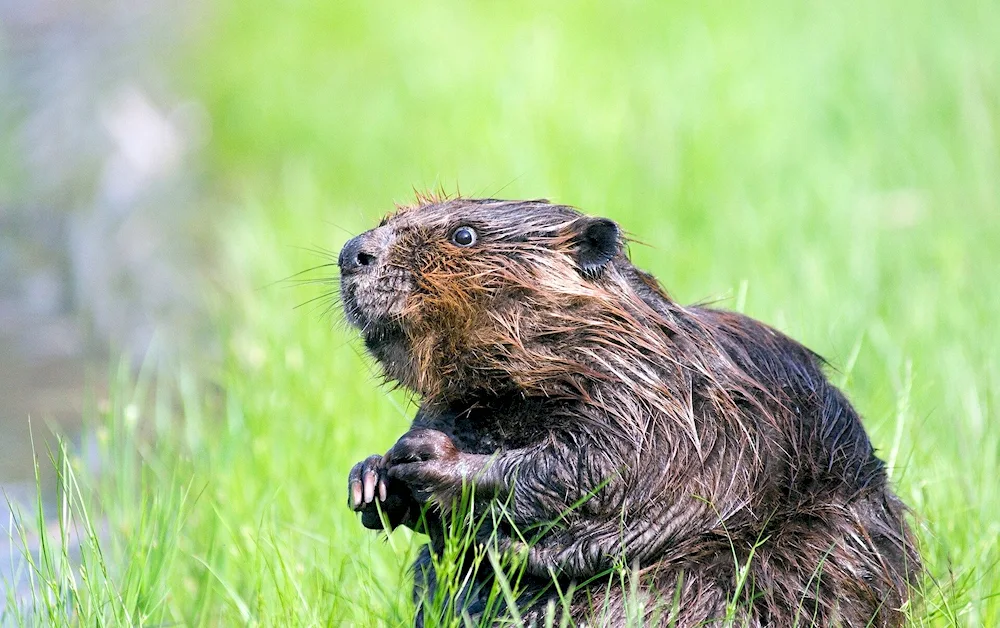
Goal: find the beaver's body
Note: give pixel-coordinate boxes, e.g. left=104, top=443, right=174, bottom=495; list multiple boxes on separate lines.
left=340, top=198, right=918, bottom=626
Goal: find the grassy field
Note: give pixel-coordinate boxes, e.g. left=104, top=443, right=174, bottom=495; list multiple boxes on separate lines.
left=5, top=0, right=1000, bottom=625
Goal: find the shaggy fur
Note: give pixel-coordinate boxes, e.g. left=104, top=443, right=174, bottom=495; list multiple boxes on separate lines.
left=341, top=197, right=919, bottom=626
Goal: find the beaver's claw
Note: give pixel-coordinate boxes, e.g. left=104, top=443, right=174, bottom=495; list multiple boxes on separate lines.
left=348, top=455, right=388, bottom=510
left=347, top=454, right=418, bottom=530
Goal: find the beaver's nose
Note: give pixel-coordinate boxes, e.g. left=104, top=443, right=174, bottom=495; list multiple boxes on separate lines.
left=338, top=235, right=378, bottom=274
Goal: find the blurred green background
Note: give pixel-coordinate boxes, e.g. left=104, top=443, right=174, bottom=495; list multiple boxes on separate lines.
left=2, top=0, right=998, bottom=624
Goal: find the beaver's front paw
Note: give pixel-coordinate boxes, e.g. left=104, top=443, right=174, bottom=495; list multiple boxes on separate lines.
left=385, top=429, right=459, bottom=464
left=347, top=454, right=418, bottom=530
left=384, top=429, right=465, bottom=504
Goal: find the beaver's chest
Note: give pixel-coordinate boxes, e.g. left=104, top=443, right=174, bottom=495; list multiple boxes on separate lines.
left=413, top=396, right=566, bottom=454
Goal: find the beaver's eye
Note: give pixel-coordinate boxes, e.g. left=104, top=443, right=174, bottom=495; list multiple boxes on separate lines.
left=450, top=226, right=478, bottom=247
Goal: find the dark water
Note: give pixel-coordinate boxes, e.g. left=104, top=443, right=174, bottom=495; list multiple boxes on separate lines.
left=0, top=326, right=96, bottom=514
left=0, top=266, right=98, bottom=613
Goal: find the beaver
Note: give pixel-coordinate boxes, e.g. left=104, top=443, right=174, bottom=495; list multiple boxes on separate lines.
left=340, top=197, right=919, bottom=626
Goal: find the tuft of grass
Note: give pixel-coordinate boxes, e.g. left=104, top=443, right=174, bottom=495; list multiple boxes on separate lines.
left=3, top=382, right=190, bottom=627
left=6, top=0, right=1000, bottom=624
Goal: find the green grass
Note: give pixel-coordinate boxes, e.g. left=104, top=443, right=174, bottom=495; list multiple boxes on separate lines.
left=4, top=0, right=1000, bottom=624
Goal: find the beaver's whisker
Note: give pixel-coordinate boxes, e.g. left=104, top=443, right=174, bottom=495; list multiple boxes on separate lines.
left=294, top=290, right=340, bottom=310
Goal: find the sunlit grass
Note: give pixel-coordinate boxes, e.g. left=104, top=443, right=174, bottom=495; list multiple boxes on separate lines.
left=5, top=0, right=1000, bottom=624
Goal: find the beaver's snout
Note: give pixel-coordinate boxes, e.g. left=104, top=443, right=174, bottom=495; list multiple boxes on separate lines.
left=337, top=226, right=411, bottom=340
left=338, top=233, right=380, bottom=275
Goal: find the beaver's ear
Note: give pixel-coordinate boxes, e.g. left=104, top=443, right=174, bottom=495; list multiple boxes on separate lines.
left=572, top=217, right=621, bottom=276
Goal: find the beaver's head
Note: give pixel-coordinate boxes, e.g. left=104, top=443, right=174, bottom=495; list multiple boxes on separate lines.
left=339, top=197, right=662, bottom=401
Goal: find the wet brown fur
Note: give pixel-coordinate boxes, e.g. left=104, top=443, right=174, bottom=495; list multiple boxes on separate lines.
left=341, top=198, right=920, bottom=626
